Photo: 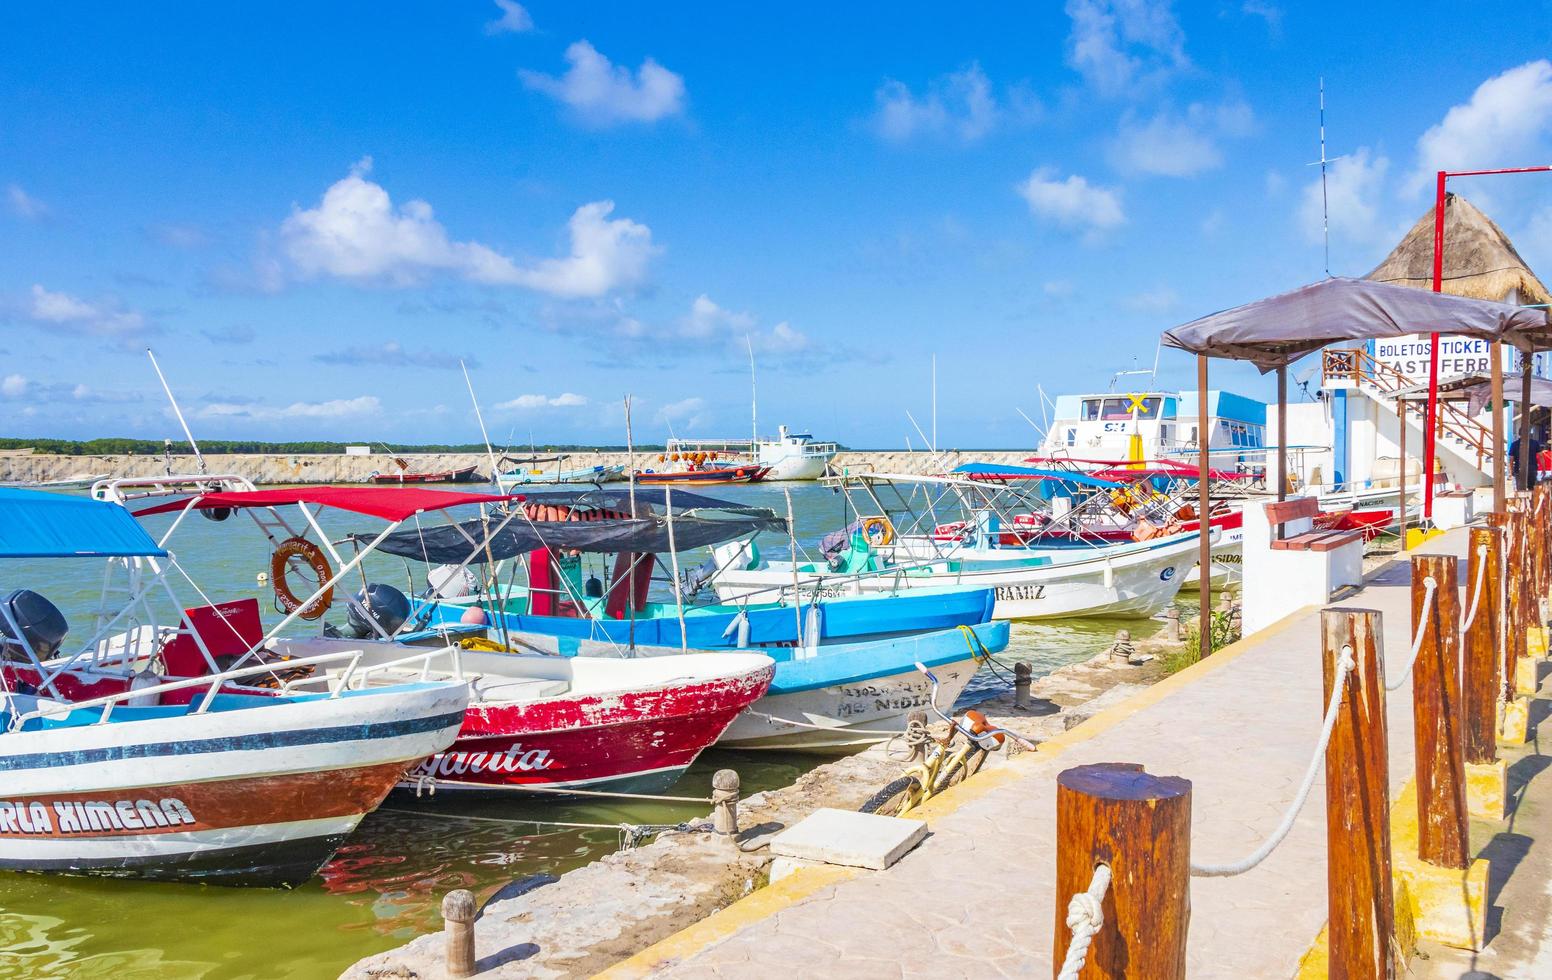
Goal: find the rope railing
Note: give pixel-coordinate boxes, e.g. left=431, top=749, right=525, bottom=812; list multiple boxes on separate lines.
left=1385, top=575, right=1438, bottom=692
left=1189, top=646, right=1356, bottom=877
left=1460, top=543, right=1489, bottom=635
left=1057, top=863, right=1112, bottom=980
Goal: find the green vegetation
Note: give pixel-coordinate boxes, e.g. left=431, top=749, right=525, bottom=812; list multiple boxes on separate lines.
left=1162, top=607, right=1242, bottom=674
left=0, top=438, right=651, bottom=456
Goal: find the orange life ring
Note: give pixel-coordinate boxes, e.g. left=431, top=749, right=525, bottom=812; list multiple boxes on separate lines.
left=860, top=516, right=895, bottom=547
left=270, top=537, right=334, bottom=620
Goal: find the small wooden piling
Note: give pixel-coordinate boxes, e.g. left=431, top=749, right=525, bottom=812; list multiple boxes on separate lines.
left=1504, top=501, right=1529, bottom=671
left=1462, top=526, right=1502, bottom=765
left=442, top=889, right=477, bottom=978
left=1489, top=511, right=1515, bottom=700
left=1053, top=762, right=1191, bottom=979
left=1014, top=662, right=1032, bottom=709
left=1410, top=555, right=1468, bottom=869
left=1164, top=607, right=1181, bottom=643
left=1322, top=607, right=1398, bottom=980
left=711, top=769, right=740, bottom=836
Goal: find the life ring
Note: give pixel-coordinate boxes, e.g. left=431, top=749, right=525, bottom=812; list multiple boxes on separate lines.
left=270, top=537, right=334, bottom=620
left=860, top=516, right=895, bottom=547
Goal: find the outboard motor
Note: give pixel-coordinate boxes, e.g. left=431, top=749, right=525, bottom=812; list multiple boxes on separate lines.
left=0, top=589, right=68, bottom=661
left=345, top=583, right=411, bottom=639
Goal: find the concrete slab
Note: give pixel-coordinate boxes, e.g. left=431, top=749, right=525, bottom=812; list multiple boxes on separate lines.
left=768, top=808, right=927, bottom=871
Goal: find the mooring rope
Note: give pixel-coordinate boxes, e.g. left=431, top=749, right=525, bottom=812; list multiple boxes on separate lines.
left=411, top=774, right=711, bottom=805
left=381, top=806, right=693, bottom=850
left=1189, top=646, right=1356, bottom=877
left=1385, top=575, right=1438, bottom=692
left=1057, top=863, right=1112, bottom=980
left=742, top=708, right=917, bottom=737
left=1460, top=544, right=1489, bottom=636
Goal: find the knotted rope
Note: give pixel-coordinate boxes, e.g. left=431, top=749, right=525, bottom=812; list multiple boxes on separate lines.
left=1386, top=575, right=1438, bottom=692
left=1189, top=646, right=1356, bottom=877
left=1057, top=863, right=1112, bottom=980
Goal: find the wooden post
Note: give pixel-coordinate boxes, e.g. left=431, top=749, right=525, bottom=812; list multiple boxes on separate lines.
left=1489, top=512, right=1516, bottom=701
left=1463, top=526, right=1502, bottom=764
left=442, top=889, right=477, bottom=978
left=711, top=769, right=740, bottom=836
left=1519, top=353, right=1533, bottom=492
left=1197, top=355, right=1211, bottom=662
left=1506, top=499, right=1529, bottom=668
left=1054, top=762, right=1190, bottom=979
left=1322, top=607, right=1397, bottom=980
left=1410, top=555, right=1468, bottom=869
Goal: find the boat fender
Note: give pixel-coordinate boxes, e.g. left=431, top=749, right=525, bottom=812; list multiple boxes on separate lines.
left=270, top=537, right=334, bottom=621
left=127, top=668, right=163, bottom=707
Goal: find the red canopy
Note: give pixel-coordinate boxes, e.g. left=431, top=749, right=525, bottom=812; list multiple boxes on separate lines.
left=133, top=486, right=514, bottom=522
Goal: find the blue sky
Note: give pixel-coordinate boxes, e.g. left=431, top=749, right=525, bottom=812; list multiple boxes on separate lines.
left=3, top=1, right=1552, bottom=448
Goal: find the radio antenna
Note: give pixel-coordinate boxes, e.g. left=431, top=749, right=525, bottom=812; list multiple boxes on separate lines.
left=1309, top=78, right=1347, bottom=278
left=147, top=348, right=206, bottom=474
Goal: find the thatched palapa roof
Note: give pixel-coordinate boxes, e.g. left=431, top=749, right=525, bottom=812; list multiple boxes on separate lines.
left=1366, top=193, right=1551, bottom=307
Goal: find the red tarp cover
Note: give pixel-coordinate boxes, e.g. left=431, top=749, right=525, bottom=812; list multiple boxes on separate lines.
left=133, top=486, right=513, bottom=522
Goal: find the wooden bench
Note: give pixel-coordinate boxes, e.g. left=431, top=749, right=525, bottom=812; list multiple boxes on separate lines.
left=1265, top=497, right=1364, bottom=553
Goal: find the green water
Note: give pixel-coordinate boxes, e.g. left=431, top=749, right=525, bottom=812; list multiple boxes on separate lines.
left=0, top=483, right=1160, bottom=978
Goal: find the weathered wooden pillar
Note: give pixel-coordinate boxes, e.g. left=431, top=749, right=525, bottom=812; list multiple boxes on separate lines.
left=442, top=889, right=477, bottom=978
left=1054, top=762, right=1191, bottom=979
left=1410, top=555, right=1468, bottom=869
left=1462, top=526, right=1502, bottom=765
left=1504, top=500, right=1528, bottom=668
left=1322, top=607, right=1397, bottom=980
left=1488, top=512, right=1515, bottom=700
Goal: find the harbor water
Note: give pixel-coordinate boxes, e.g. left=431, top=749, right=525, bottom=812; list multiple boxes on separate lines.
left=0, top=482, right=1167, bottom=978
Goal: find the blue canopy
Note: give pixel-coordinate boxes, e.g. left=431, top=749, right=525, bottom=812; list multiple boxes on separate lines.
left=951, top=463, right=1124, bottom=489
left=0, top=487, right=168, bottom=558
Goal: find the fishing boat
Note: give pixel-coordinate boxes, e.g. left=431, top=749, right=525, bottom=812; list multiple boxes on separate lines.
left=494, top=454, right=624, bottom=489
left=666, top=426, right=838, bottom=481
left=308, top=486, right=1008, bottom=750
left=0, top=487, right=470, bottom=886
left=634, top=460, right=770, bottom=485
left=116, top=477, right=776, bottom=793
left=367, top=463, right=481, bottom=484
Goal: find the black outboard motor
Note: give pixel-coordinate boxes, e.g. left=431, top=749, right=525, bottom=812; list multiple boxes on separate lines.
left=0, top=589, right=69, bottom=661
left=345, top=583, right=411, bottom=639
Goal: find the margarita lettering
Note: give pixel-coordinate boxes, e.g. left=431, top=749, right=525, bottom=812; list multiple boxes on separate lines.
left=0, top=797, right=196, bottom=835
left=413, top=744, right=554, bottom=777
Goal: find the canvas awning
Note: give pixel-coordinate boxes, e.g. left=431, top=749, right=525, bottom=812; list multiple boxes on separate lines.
left=1391, top=373, right=1552, bottom=413
left=0, top=487, right=168, bottom=558
left=133, top=486, right=516, bottom=522
left=1161, top=277, right=1552, bottom=371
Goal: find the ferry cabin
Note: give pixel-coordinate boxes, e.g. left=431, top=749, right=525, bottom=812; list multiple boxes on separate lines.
left=1040, top=390, right=1268, bottom=466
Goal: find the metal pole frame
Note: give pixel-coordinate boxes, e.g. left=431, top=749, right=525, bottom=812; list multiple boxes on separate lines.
left=1198, top=355, right=1212, bottom=660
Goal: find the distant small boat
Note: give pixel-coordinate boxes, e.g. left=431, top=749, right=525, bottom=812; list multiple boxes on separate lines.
left=0, top=474, right=110, bottom=491
left=634, top=463, right=769, bottom=485
left=367, top=464, right=481, bottom=485
left=495, top=455, right=624, bottom=488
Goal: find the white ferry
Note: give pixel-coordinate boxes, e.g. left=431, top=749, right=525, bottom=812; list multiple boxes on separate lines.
left=1036, top=390, right=1268, bottom=469
left=667, top=426, right=838, bottom=481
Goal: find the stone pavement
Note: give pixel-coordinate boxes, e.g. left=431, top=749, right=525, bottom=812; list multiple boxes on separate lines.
left=615, top=536, right=1470, bottom=979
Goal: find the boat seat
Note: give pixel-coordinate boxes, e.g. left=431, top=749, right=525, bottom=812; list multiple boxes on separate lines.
left=470, top=675, right=572, bottom=702
left=1270, top=529, right=1364, bottom=552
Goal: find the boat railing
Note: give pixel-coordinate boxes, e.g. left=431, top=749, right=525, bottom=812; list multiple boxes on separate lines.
left=6, top=649, right=370, bottom=730
left=314, top=643, right=467, bottom=692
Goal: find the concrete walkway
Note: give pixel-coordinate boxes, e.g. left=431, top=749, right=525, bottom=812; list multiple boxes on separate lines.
left=610, top=537, right=1476, bottom=979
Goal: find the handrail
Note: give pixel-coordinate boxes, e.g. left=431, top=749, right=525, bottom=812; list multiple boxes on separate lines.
left=8, top=649, right=368, bottom=729
left=1323, top=346, right=1493, bottom=469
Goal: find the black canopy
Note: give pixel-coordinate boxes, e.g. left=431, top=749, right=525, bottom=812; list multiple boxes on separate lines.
left=511, top=487, right=771, bottom=515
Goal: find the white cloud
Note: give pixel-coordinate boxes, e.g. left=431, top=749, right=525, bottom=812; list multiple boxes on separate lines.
left=1300, top=146, right=1390, bottom=244
left=1109, top=101, right=1253, bottom=177
left=279, top=161, right=657, bottom=297
left=1064, top=0, right=1189, bottom=97
left=495, top=392, right=589, bottom=410
left=520, top=40, right=686, bottom=126
left=1239, top=1, right=1282, bottom=36
left=656, top=396, right=706, bottom=429
left=198, top=396, right=381, bottom=421
left=484, top=0, right=532, bottom=35
left=1, top=374, right=27, bottom=397
left=1016, top=169, right=1125, bottom=238
left=1124, top=286, right=1180, bottom=312
left=7, top=184, right=47, bottom=220
left=872, top=64, right=1023, bottom=143
left=24, top=284, right=146, bottom=336
left=314, top=340, right=472, bottom=370
left=682, top=294, right=810, bottom=354
left=1408, top=60, right=1552, bottom=195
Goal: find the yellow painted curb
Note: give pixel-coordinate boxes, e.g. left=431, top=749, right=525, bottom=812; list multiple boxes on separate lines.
left=1515, top=655, right=1539, bottom=696
left=1528, top=627, right=1548, bottom=659
left=1501, top=697, right=1530, bottom=745
left=1465, top=760, right=1508, bottom=822
left=1407, top=527, right=1446, bottom=549
left=593, top=864, right=860, bottom=979
left=1389, top=783, right=1489, bottom=950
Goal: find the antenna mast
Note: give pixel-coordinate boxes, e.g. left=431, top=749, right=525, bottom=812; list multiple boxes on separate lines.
left=1318, top=78, right=1333, bottom=277
left=747, top=334, right=758, bottom=449
left=146, top=348, right=207, bottom=475
left=460, top=360, right=500, bottom=484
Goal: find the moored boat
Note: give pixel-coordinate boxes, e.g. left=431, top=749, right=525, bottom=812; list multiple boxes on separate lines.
left=367, top=463, right=481, bottom=484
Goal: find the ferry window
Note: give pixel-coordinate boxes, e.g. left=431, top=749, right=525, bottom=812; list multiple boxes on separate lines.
left=1065, top=427, right=1077, bottom=446
left=1080, top=399, right=1101, bottom=421
left=1101, top=398, right=1132, bottom=420
left=1136, top=397, right=1161, bottom=420
left=1160, top=424, right=1173, bottom=443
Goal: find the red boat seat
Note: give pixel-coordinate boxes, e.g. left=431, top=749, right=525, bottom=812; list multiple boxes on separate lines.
left=1264, top=498, right=1363, bottom=552
left=160, top=598, right=264, bottom=678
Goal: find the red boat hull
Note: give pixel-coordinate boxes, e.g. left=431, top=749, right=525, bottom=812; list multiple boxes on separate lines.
left=633, top=465, right=770, bottom=486
left=405, top=665, right=774, bottom=792
left=368, top=465, right=481, bottom=484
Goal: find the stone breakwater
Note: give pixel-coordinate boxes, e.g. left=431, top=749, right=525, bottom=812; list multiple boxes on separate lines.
left=0, top=450, right=1036, bottom=486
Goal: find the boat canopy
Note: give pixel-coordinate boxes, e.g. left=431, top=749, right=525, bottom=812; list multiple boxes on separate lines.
left=361, top=509, right=787, bottom=564
left=1161, top=277, right=1552, bottom=371
left=950, top=463, right=1124, bottom=489
left=133, top=486, right=516, bottom=522
left=0, top=487, right=168, bottom=558
left=515, top=487, right=774, bottom=516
